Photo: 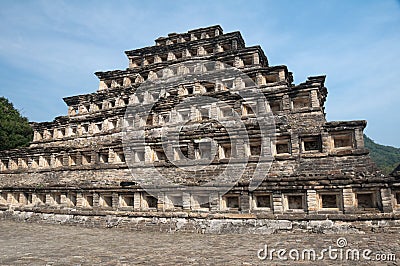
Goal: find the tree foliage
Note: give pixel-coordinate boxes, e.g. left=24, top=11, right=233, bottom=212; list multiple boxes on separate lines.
left=364, top=134, right=400, bottom=175
left=0, top=97, right=33, bottom=151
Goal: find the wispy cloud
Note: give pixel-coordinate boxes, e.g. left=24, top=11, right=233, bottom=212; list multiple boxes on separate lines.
left=0, top=0, right=399, bottom=146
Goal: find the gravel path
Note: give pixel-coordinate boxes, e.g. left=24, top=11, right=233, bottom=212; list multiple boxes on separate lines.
left=0, top=220, right=398, bottom=265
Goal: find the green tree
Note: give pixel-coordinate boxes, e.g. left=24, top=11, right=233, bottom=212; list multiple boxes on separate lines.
left=364, top=134, right=400, bottom=175
left=0, top=97, right=33, bottom=150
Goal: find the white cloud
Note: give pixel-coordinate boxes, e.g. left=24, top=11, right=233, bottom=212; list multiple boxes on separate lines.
left=0, top=0, right=399, bottom=146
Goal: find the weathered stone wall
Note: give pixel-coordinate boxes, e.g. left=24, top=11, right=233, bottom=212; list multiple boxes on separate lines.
left=2, top=209, right=400, bottom=234
left=0, top=152, right=382, bottom=188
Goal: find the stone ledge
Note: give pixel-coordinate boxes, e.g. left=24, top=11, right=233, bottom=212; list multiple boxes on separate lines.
left=2, top=210, right=400, bottom=234
left=2, top=207, right=400, bottom=221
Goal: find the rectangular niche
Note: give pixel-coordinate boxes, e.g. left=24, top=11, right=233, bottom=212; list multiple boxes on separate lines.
left=291, top=93, right=310, bottom=110
left=146, top=114, right=154, bottom=126
left=219, top=106, right=232, bottom=118
left=269, top=99, right=282, bottom=113
left=166, top=194, right=183, bottom=209
left=222, top=194, right=240, bottom=210
left=204, top=83, right=215, bottom=93
left=301, top=136, right=322, bottom=152
left=81, top=124, right=90, bottom=134
left=0, top=192, right=8, bottom=204
left=134, top=150, right=145, bottom=162
left=152, top=147, right=167, bottom=162
left=119, top=194, right=134, bottom=207
left=36, top=194, right=47, bottom=205
left=160, top=113, right=170, bottom=124
left=396, top=192, right=400, bottom=206
left=247, top=140, right=261, bottom=157
left=82, top=194, right=94, bottom=208
left=114, top=151, right=126, bottom=163
left=218, top=143, right=231, bottom=159
left=67, top=193, right=77, bottom=207
left=275, top=136, right=291, bottom=155
left=82, top=153, right=92, bottom=165
left=51, top=193, right=61, bottom=205
left=284, top=194, right=305, bottom=212
left=173, top=145, right=188, bottom=160
left=24, top=193, right=32, bottom=205
left=191, top=195, right=210, bottom=210
left=142, top=194, right=158, bottom=209
left=100, top=194, right=113, bottom=208
left=253, top=194, right=272, bottom=209
left=99, top=151, right=109, bottom=164
left=199, top=107, right=210, bottom=121
left=241, top=103, right=255, bottom=116
left=178, top=109, right=190, bottom=122
left=70, top=126, right=77, bottom=136
left=195, top=141, right=213, bottom=160
left=319, top=193, right=342, bottom=210
left=332, top=131, right=354, bottom=149
left=356, top=192, right=377, bottom=210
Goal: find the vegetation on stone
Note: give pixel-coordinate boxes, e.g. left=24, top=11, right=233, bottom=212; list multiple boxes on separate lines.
left=0, top=97, right=33, bottom=151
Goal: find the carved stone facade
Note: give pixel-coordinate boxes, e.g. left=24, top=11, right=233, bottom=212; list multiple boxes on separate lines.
left=1, top=25, right=400, bottom=222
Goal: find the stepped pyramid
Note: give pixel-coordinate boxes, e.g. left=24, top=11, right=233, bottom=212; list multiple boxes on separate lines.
left=0, top=25, right=398, bottom=218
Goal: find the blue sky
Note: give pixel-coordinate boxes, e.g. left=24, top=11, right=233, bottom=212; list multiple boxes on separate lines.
left=0, top=0, right=399, bottom=147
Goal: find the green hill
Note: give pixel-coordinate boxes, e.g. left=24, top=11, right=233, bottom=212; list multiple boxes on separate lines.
left=364, top=135, right=400, bottom=175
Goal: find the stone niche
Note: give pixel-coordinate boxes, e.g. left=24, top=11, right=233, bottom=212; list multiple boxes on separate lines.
left=355, top=191, right=379, bottom=210
left=222, top=194, right=240, bottom=210
left=300, top=135, right=322, bottom=152
left=50, top=193, right=62, bottom=205
left=165, top=194, right=183, bottom=210
left=0, top=192, right=8, bottom=204
left=218, top=143, right=232, bottom=159
left=331, top=131, right=354, bottom=149
left=395, top=191, right=400, bottom=208
left=318, top=192, right=342, bottom=211
left=141, top=194, right=158, bottom=209
left=275, top=136, right=291, bottom=155
left=119, top=194, right=134, bottom=208
left=283, top=194, right=306, bottom=212
left=252, top=194, right=272, bottom=210
left=291, top=93, right=311, bottom=110
left=82, top=194, right=94, bottom=208
left=99, top=194, right=113, bottom=208
left=269, top=99, right=282, bottom=113
left=247, top=140, right=261, bottom=157
left=191, top=194, right=210, bottom=210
